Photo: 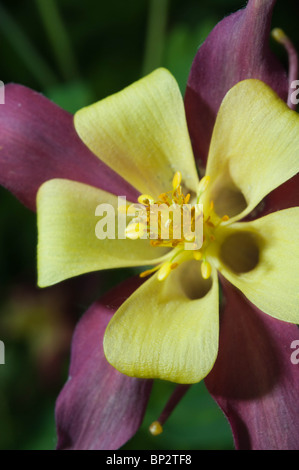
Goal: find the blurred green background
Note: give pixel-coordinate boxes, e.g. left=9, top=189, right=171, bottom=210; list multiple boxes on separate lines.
left=0, top=0, right=298, bottom=450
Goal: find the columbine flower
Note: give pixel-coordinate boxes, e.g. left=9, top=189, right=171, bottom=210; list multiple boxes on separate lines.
left=36, top=69, right=299, bottom=384
left=1, top=0, right=298, bottom=451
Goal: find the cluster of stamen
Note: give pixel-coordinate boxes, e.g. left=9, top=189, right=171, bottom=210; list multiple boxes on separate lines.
left=124, top=171, right=229, bottom=282
left=139, top=172, right=194, bottom=248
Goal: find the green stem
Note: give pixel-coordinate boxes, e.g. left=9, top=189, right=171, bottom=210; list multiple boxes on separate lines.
left=35, top=0, right=79, bottom=81
left=142, top=0, right=169, bottom=76
left=0, top=3, right=58, bottom=89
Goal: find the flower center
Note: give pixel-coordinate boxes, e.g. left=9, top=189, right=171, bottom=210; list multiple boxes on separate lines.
left=125, top=172, right=229, bottom=281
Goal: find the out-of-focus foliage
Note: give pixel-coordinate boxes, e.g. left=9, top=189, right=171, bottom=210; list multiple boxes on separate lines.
left=0, top=0, right=297, bottom=450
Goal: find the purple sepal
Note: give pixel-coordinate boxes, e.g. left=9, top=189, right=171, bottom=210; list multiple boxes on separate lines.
left=185, top=0, right=288, bottom=164
left=0, top=84, right=138, bottom=211
left=205, top=278, right=299, bottom=450
left=55, top=277, right=152, bottom=450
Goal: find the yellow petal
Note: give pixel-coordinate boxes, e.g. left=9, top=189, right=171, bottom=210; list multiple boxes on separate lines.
left=214, top=208, right=299, bottom=324
left=104, top=260, right=219, bottom=384
left=205, top=79, right=299, bottom=221
left=37, top=179, right=168, bottom=287
left=74, top=68, right=198, bottom=198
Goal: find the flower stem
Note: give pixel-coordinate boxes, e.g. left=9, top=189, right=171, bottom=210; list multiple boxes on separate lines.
left=0, top=3, right=58, bottom=89
left=142, top=0, right=169, bottom=76
left=34, top=0, right=79, bottom=81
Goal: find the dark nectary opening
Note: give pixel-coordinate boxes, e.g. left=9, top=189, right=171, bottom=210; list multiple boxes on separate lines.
left=220, top=231, right=260, bottom=274
left=179, top=260, right=212, bottom=300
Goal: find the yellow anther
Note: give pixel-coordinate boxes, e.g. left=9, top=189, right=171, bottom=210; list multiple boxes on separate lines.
left=172, top=171, right=182, bottom=190
left=210, top=200, right=214, bottom=210
left=193, top=250, right=202, bottom=261
left=138, top=194, right=155, bottom=205
left=159, top=192, right=170, bottom=204
left=198, top=175, right=210, bottom=193
left=139, top=270, right=152, bottom=278
left=149, top=421, right=163, bottom=436
left=201, top=260, right=212, bottom=280
left=139, top=265, right=160, bottom=278
left=271, top=28, right=288, bottom=44
left=170, top=262, right=179, bottom=270
left=125, top=222, right=146, bottom=240
left=157, top=262, right=172, bottom=281
left=184, top=193, right=191, bottom=204
left=222, top=215, right=230, bottom=222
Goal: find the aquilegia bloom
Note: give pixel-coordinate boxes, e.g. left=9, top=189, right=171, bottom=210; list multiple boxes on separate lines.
left=0, top=0, right=298, bottom=451
left=37, top=69, right=299, bottom=383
